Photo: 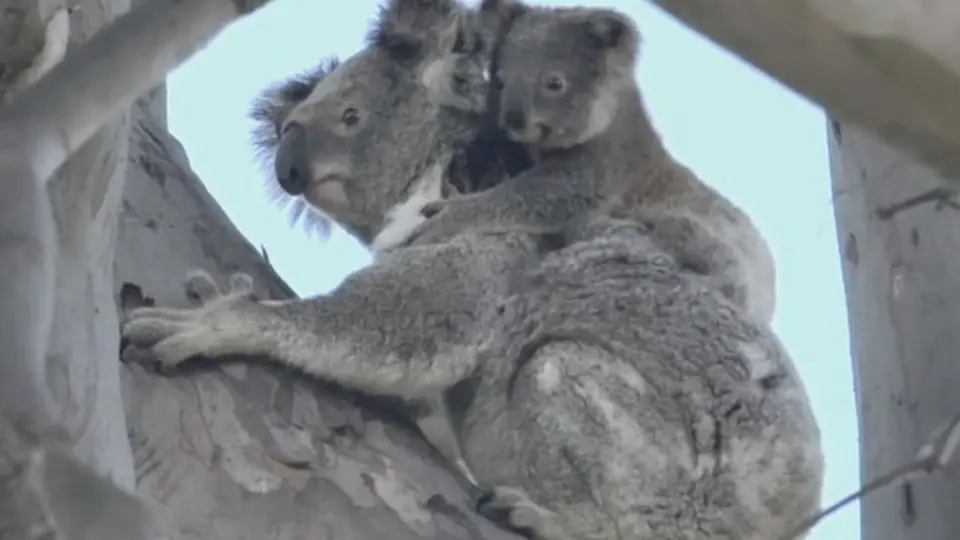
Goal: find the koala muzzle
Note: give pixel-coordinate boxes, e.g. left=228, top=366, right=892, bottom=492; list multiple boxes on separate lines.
left=274, top=122, right=310, bottom=195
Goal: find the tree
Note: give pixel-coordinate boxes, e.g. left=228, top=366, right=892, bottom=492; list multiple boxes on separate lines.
left=830, top=121, right=960, bottom=539
left=0, top=0, right=521, bottom=537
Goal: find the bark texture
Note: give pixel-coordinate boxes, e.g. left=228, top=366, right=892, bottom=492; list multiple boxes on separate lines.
left=117, top=95, right=519, bottom=539
left=1, top=0, right=522, bottom=537
left=41, top=0, right=138, bottom=490
left=830, top=119, right=960, bottom=539
left=650, top=0, right=960, bottom=182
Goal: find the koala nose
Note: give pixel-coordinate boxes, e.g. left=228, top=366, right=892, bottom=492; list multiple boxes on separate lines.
left=274, top=122, right=310, bottom=195
left=502, top=108, right=526, bottom=131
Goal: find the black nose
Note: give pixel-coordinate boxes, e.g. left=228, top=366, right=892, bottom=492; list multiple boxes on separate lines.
left=274, top=122, right=309, bottom=195
left=502, top=108, right=526, bottom=131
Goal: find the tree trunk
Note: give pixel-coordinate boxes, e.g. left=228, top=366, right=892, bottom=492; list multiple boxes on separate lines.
left=40, top=0, right=136, bottom=490
left=116, top=91, right=519, bottom=539
left=1, top=1, right=522, bottom=538
left=649, top=0, right=960, bottom=183
left=830, top=119, right=960, bottom=539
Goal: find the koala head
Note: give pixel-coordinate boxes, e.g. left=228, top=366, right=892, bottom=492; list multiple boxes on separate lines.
left=249, top=0, right=492, bottom=245
left=480, top=0, right=640, bottom=149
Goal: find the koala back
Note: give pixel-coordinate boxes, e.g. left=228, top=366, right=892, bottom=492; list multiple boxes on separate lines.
left=606, top=156, right=778, bottom=323
left=460, top=216, right=822, bottom=539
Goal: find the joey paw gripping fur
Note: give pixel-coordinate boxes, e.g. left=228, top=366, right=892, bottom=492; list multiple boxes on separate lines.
left=405, top=195, right=482, bottom=246
left=122, top=270, right=260, bottom=371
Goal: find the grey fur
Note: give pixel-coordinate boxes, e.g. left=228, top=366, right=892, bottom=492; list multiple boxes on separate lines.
left=246, top=0, right=500, bottom=488
left=122, top=1, right=823, bottom=538
left=408, top=0, right=778, bottom=325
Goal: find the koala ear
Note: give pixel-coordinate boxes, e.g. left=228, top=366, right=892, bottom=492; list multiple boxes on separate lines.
left=370, top=0, right=462, bottom=60
left=583, top=10, right=638, bottom=51
left=248, top=57, right=340, bottom=154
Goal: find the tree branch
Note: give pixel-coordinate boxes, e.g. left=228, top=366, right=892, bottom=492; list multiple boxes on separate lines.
left=647, top=0, right=960, bottom=183
left=0, top=0, right=280, bottom=537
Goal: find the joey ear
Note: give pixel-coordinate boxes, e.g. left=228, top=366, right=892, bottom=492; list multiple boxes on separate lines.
left=370, top=0, right=462, bottom=60
left=583, top=10, right=637, bottom=51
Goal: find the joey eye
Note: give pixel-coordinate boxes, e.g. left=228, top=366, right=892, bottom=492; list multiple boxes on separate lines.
left=341, top=107, right=360, bottom=126
left=543, top=73, right=566, bottom=94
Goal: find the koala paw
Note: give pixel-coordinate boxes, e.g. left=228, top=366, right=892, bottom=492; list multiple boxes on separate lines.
left=121, top=270, right=259, bottom=371
left=477, top=486, right=564, bottom=540
left=405, top=196, right=482, bottom=246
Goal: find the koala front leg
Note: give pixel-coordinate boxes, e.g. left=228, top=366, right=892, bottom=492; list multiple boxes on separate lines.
left=122, top=241, right=496, bottom=399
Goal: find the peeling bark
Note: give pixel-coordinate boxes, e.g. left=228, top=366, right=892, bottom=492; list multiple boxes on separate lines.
left=116, top=89, right=521, bottom=540
left=830, top=119, right=960, bottom=539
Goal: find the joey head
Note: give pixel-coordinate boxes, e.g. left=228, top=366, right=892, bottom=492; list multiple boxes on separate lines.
left=411, top=0, right=778, bottom=324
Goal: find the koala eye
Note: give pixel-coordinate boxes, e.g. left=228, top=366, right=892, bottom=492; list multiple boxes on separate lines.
left=543, top=73, right=566, bottom=95
left=341, top=106, right=360, bottom=126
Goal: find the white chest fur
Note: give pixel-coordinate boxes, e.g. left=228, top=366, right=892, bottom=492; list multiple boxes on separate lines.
left=370, top=163, right=445, bottom=253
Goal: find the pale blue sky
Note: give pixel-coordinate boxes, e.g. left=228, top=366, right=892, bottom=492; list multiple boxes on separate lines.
left=167, top=1, right=858, bottom=537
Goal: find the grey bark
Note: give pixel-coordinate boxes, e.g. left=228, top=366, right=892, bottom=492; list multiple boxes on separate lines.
left=1, top=0, right=520, bottom=536
left=829, top=119, right=960, bottom=539
left=648, top=0, right=960, bottom=183
left=117, top=84, right=520, bottom=540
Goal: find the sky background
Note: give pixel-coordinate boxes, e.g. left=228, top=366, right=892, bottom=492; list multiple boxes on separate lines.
left=167, top=0, right=858, bottom=537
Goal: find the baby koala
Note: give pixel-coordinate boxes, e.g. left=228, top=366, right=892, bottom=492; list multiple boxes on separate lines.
left=407, top=0, right=777, bottom=324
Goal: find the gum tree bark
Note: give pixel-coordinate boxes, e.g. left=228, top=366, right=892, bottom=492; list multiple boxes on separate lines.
left=830, top=119, right=960, bottom=539
left=116, top=96, right=519, bottom=539
left=0, top=0, right=520, bottom=537
left=648, top=0, right=960, bottom=182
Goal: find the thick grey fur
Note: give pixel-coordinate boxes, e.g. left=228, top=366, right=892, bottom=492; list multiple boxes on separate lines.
left=122, top=1, right=823, bottom=538
left=407, top=0, right=777, bottom=325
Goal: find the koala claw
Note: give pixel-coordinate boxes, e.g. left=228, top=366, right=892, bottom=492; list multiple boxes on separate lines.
left=477, top=486, right=563, bottom=540
left=121, top=270, right=259, bottom=370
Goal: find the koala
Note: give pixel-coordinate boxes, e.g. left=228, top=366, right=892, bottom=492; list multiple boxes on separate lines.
left=406, top=0, right=777, bottom=325
left=122, top=219, right=823, bottom=540
left=122, top=2, right=823, bottom=539
left=246, top=0, right=515, bottom=488
left=249, top=0, right=529, bottom=250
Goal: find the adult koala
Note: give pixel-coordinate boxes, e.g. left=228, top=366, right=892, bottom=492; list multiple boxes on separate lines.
left=247, top=0, right=531, bottom=488
left=123, top=1, right=823, bottom=539
left=249, top=0, right=529, bottom=248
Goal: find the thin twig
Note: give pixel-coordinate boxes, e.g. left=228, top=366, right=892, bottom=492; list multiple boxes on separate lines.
left=783, top=410, right=960, bottom=539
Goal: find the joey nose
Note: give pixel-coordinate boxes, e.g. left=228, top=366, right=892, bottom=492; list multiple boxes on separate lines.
left=274, top=122, right=310, bottom=195
left=502, top=108, right=526, bottom=131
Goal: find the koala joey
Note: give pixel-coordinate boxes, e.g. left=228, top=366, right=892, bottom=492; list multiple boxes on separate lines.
left=406, top=0, right=777, bottom=324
